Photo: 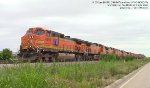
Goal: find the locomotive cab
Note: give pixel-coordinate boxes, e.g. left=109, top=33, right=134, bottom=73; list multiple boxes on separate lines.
left=20, top=27, right=65, bottom=52
left=21, top=28, right=47, bottom=50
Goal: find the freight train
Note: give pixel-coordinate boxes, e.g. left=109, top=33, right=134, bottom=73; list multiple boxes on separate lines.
left=19, top=27, right=145, bottom=62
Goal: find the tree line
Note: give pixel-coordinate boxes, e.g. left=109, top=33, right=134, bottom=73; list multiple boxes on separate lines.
left=0, top=48, right=13, bottom=60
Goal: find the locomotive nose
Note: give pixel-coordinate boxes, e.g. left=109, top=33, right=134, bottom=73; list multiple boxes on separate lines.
left=28, top=34, right=34, bottom=39
left=27, top=34, right=36, bottom=48
left=21, top=34, right=35, bottom=49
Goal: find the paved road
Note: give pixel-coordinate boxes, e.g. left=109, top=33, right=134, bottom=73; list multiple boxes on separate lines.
left=119, top=62, right=150, bottom=88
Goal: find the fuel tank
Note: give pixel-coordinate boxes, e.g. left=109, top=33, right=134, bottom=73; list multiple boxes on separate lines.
left=57, top=53, right=75, bottom=61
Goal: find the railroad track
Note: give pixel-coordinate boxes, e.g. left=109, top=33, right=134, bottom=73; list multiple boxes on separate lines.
left=0, top=61, right=99, bottom=68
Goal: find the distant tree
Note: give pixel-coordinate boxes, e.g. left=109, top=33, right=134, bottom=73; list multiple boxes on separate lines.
left=0, top=52, right=3, bottom=60
left=2, top=48, right=13, bottom=60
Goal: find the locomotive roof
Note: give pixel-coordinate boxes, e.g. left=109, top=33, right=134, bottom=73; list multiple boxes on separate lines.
left=71, top=38, right=93, bottom=44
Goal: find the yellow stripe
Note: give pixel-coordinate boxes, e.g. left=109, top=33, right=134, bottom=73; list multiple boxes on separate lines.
left=43, top=46, right=74, bottom=51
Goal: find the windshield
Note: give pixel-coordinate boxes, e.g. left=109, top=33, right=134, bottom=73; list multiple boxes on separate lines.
left=35, top=29, right=45, bottom=35
left=26, top=28, right=45, bottom=36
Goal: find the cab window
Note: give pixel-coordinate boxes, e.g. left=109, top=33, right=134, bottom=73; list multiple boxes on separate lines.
left=52, top=32, right=59, bottom=37
left=46, top=31, right=51, bottom=37
left=35, top=29, right=45, bottom=35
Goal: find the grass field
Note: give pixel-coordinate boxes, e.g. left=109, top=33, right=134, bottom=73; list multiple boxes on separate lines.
left=0, top=59, right=150, bottom=88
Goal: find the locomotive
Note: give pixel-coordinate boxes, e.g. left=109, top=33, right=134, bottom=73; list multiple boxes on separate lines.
left=19, top=27, right=145, bottom=62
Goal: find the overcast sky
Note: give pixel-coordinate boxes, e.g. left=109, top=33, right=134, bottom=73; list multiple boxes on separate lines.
left=0, top=0, right=150, bottom=56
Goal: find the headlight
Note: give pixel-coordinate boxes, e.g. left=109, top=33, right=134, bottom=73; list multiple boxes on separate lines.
left=30, top=36, right=34, bottom=39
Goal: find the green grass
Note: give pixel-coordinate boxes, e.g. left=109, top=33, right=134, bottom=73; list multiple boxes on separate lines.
left=0, top=59, right=150, bottom=88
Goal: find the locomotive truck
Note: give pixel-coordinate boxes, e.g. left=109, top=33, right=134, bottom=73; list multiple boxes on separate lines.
left=19, top=27, right=145, bottom=62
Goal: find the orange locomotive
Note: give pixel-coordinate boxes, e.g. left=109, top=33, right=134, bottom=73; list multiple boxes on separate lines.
left=19, top=27, right=145, bottom=61
left=19, top=27, right=102, bottom=61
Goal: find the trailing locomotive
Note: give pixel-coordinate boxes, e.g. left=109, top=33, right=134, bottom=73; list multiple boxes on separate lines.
left=19, top=27, right=145, bottom=62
